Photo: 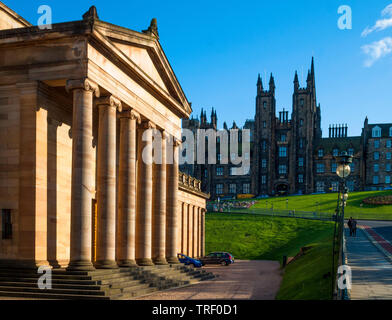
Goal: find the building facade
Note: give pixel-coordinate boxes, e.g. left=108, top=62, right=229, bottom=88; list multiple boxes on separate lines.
left=0, top=3, right=207, bottom=271
left=182, top=59, right=392, bottom=199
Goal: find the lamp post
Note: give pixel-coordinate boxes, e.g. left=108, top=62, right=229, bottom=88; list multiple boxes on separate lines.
left=331, top=151, right=353, bottom=299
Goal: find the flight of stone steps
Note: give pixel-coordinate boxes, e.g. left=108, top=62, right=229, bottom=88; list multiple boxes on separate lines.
left=0, top=264, right=215, bottom=300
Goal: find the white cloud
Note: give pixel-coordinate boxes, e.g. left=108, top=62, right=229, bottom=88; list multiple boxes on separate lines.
left=361, top=37, right=392, bottom=67
left=361, top=4, right=392, bottom=37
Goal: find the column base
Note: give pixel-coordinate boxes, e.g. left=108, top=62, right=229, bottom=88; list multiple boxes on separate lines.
left=136, top=258, right=154, bottom=266
left=166, top=256, right=180, bottom=264
left=153, top=257, right=168, bottom=265
left=118, top=259, right=138, bottom=268
left=95, top=260, right=119, bottom=269
left=66, top=260, right=95, bottom=271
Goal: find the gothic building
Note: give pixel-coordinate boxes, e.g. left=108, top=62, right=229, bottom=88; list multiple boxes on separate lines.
left=182, top=58, right=392, bottom=199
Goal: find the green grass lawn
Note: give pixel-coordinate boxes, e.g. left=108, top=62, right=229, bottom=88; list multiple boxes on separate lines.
left=205, top=212, right=334, bottom=261
left=276, top=233, right=334, bottom=300
left=205, top=212, right=335, bottom=299
left=247, top=190, right=392, bottom=220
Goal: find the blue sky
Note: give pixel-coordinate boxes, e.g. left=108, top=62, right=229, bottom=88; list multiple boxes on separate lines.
left=5, top=0, right=392, bottom=136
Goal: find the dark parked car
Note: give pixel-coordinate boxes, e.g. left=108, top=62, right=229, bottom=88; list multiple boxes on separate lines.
left=177, top=253, right=202, bottom=268
left=199, top=252, right=234, bottom=266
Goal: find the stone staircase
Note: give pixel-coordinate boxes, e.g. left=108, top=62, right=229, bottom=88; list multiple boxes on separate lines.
left=0, top=264, right=215, bottom=300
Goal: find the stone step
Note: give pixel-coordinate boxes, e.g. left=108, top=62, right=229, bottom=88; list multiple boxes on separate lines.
left=0, top=285, right=108, bottom=296
left=113, top=287, right=159, bottom=300
left=0, top=281, right=103, bottom=291
left=0, top=276, right=98, bottom=286
left=0, top=290, right=110, bottom=300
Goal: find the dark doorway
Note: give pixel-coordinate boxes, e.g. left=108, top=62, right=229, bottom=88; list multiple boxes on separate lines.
left=276, top=184, right=288, bottom=196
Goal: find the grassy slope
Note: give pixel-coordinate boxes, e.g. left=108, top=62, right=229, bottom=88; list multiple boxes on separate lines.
left=276, top=233, right=334, bottom=300
left=249, top=190, right=392, bottom=220
left=205, top=212, right=334, bottom=261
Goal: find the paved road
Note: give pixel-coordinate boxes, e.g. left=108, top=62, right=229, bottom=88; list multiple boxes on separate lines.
left=345, top=226, right=392, bottom=299
left=356, top=220, right=392, bottom=244
left=137, top=260, right=282, bottom=300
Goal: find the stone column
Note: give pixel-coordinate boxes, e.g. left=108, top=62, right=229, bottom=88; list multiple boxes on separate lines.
left=152, top=130, right=168, bottom=265
left=117, top=110, right=140, bottom=267
left=197, top=207, right=201, bottom=258
left=95, top=96, right=122, bottom=269
left=136, top=121, right=155, bottom=266
left=193, top=205, right=198, bottom=257
left=66, top=78, right=99, bottom=271
left=166, top=138, right=181, bottom=264
left=187, top=205, right=193, bottom=257
left=201, top=209, right=206, bottom=257
left=181, top=202, right=188, bottom=255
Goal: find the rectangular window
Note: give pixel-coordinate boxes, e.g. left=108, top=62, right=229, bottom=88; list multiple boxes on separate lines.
left=331, top=162, right=337, bottom=173
left=316, top=182, right=324, bottom=193
left=317, top=163, right=325, bottom=173
left=243, top=183, right=250, bottom=194
left=262, top=175, right=267, bottom=184
left=387, top=140, right=392, bottom=148
left=299, top=139, right=304, bottom=149
left=331, top=182, right=339, bottom=192
left=262, top=159, right=267, bottom=168
left=281, top=134, right=286, bottom=142
left=262, top=141, right=266, bottom=152
left=374, top=140, right=380, bottom=149
left=279, top=147, right=287, bottom=157
left=216, top=184, right=223, bottom=195
left=318, top=149, right=324, bottom=157
left=374, top=164, right=379, bottom=173
left=298, top=174, right=304, bottom=183
left=386, top=176, right=391, bottom=184
left=229, top=183, right=236, bottom=194
left=374, top=152, right=380, bottom=160
left=263, top=121, right=266, bottom=128
left=350, top=162, right=355, bottom=173
left=333, top=149, right=339, bottom=157
left=387, top=163, right=391, bottom=172
left=278, top=165, right=287, bottom=175
left=216, top=167, right=224, bottom=176
left=373, top=176, right=379, bottom=185
left=217, top=153, right=221, bottom=162
left=298, top=157, right=304, bottom=167
left=205, top=169, right=208, bottom=178
left=1, top=209, right=12, bottom=240
left=387, top=153, right=392, bottom=160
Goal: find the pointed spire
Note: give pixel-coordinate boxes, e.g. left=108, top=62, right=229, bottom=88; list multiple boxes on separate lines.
left=257, top=73, right=263, bottom=95
left=311, top=56, right=315, bottom=77
left=269, top=73, right=275, bottom=93
left=294, top=71, right=299, bottom=83
left=83, top=5, right=99, bottom=21
left=142, top=18, right=159, bottom=39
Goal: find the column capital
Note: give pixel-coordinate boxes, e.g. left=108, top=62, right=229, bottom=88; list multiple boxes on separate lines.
left=96, top=95, right=122, bottom=112
left=173, top=137, right=182, bottom=147
left=119, top=109, right=141, bottom=123
left=66, top=78, right=100, bottom=97
left=141, top=120, right=156, bottom=130
left=162, top=130, right=169, bottom=140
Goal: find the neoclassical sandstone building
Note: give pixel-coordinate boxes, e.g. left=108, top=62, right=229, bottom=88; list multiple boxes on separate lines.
left=0, top=3, right=208, bottom=272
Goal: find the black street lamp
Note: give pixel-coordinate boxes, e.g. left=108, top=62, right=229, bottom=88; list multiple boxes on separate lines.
left=331, top=151, right=353, bottom=299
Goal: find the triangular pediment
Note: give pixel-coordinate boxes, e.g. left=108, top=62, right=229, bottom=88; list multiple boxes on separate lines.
left=0, top=2, right=31, bottom=30
left=112, top=41, right=170, bottom=94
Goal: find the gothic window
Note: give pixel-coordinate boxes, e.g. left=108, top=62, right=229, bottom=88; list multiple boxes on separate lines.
left=300, top=98, right=304, bottom=107
left=263, top=101, right=267, bottom=109
left=216, top=184, right=224, bottom=194
left=299, top=139, right=304, bottom=148
left=372, top=126, right=381, bottom=138
left=316, top=181, right=325, bottom=193
left=262, top=141, right=267, bottom=152
left=216, top=167, right=224, bottom=176
left=374, top=152, right=380, bottom=160
left=261, top=175, right=267, bottom=184
left=298, top=157, right=304, bottom=167
left=243, top=183, right=250, bottom=194
left=279, top=147, right=287, bottom=157
left=300, top=119, right=304, bottom=127
left=205, top=169, right=208, bottom=178
left=217, top=153, right=221, bottom=162
left=317, top=163, right=325, bottom=173
left=278, top=165, right=287, bottom=174
left=229, top=184, right=236, bottom=194
left=298, top=174, right=304, bottom=183
left=263, top=121, right=266, bottom=128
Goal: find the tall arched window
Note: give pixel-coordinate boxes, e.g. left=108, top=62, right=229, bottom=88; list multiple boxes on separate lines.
left=372, top=126, right=381, bottom=138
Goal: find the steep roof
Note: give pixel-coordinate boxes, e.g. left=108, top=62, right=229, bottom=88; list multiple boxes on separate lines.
left=315, top=136, right=361, bottom=154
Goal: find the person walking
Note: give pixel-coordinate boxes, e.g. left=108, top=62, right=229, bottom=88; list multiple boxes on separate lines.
left=352, top=219, right=357, bottom=237
left=348, top=217, right=353, bottom=237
